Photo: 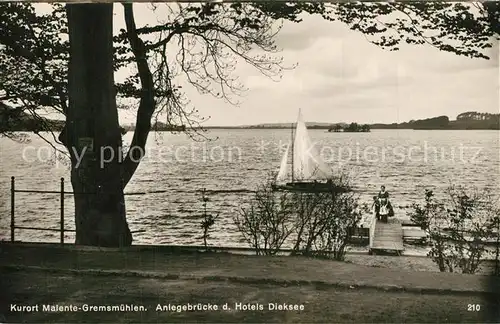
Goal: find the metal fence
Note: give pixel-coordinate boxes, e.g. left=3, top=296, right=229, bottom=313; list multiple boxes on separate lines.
left=9, top=178, right=378, bottom=248
left=9, top=176, right=149, bottom=245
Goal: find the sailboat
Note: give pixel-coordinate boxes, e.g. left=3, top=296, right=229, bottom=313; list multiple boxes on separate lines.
left=272, top=109, right=349, bottom=193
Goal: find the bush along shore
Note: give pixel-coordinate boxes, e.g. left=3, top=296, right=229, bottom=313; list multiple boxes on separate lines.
left=229, top=177, right=500, bottom=277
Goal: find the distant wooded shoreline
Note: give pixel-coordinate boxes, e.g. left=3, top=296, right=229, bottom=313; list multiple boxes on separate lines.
left=1, top=105, right=499, bottom=132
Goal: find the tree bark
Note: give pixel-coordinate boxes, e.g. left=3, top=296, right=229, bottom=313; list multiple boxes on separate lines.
left=65, top=4, right=132, bottom=247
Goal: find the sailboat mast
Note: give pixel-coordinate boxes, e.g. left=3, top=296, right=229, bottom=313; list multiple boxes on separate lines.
left=291, top=121, right=294, bottom=183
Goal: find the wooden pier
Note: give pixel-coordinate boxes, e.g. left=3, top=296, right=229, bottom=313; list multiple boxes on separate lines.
left=369, top=218, right=404, bottom=255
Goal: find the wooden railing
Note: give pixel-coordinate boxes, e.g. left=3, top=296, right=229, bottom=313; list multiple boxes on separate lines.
left=369, top=211, right=376, bottom=250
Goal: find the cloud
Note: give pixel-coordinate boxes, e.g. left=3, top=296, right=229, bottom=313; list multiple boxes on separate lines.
left=246, top=34, right=412, bottom=100
left=395, top=44, right=499, bottom=76
left=306, top=73, right=408, bottom=100
left=274, top=14, right=350, bottom=52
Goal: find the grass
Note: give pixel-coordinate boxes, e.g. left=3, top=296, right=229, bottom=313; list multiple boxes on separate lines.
left=1, top=243, right=500, bottom=323
left=3, top=271, right=498, bottom=323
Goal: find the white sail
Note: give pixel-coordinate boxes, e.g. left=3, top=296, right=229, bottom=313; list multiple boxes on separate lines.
left=293, top=109, right=331, bottom=181
left=276, top=143, right=290, bottom=183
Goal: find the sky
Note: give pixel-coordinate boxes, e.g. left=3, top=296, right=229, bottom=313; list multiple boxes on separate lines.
left=37, top=3, right=499, bottom=126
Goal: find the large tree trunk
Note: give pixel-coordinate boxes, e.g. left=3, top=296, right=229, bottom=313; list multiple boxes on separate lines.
left=65, top=4, right=132, bottom=247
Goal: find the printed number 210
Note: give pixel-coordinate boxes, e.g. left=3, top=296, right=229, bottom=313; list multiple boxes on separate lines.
left=467, top=304, right=481, bottom=312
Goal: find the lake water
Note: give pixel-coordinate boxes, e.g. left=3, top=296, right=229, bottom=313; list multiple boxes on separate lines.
left=0, top=129, right=499, bottom=247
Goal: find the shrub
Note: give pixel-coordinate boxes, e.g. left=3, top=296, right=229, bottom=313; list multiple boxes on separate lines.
left=235, top=174, right=360, bottom=261
left=200, top=188, right=219, bottom=251
left=289, top=190, right=361, bottom=261
left=409, top=185, right=498, bottom=274
left=408, top=189, right=435, bottom=231
left=234, top=183, right=294, bottom=255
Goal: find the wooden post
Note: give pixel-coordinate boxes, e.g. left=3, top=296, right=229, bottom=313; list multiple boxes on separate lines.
left=291, top=122, right=294, bottom=183
left=495, top=217, right=500, bottom=276
left=60, top=177, right=64, bottom=245
left=10, top=176, right=15, bottom=242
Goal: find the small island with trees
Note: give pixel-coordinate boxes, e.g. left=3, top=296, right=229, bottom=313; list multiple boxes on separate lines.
left=328, top=123, right=370, bottom=132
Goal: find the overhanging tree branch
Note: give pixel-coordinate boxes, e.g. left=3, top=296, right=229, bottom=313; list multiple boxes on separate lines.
left=121, top=3, right=157, bottom=187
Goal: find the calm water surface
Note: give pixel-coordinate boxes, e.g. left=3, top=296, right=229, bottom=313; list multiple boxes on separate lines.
left=0, top=129, right=498, bottom=247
